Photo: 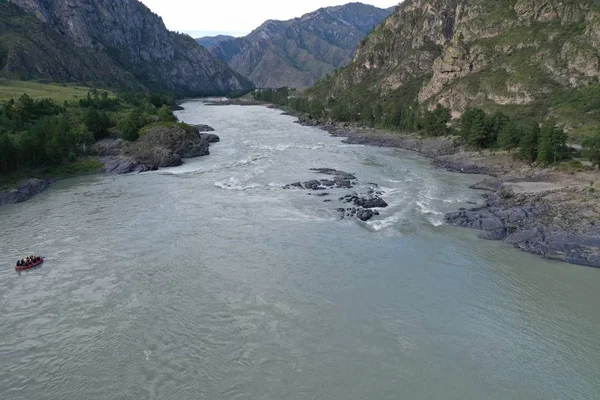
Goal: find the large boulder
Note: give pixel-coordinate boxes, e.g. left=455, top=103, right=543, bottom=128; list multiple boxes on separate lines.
left=132, top=144, right=182, bottom=169
left=200, top=133, right=220, bottom=143
left=194, top=124, right=215, bottom=132
left=354, top=196, right=388, bottom=208
left=140, top=124, right=210, bottom=158
left=101, top=157, right=149, bottom=174
left=0, top=179, right=53, bottom=206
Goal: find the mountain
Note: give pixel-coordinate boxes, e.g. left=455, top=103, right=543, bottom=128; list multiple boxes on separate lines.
left=208, top=2, right=394, bottom=88
left=0, top=2, right=139, bottom=88
left=196, top=35, right=236, bottom=49
left=309, top=0, right=600, bottom=138
left=3, top=0, right=253, bottom=96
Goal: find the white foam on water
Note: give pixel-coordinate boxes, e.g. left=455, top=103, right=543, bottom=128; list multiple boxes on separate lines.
left=255, top=143, right=326, bottom=152
left=214, top=177, right=261, bottom=191
left=415, top=200, right=445, bottom=226
left=237, top=154, right=267, bottom=165
left=378, top=186, right=404, bottom=196
left=367, top=211, right=407, bottom=231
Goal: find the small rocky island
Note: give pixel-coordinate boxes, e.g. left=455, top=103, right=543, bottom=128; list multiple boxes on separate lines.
left=284, top=168, right=388, bottom=222
left=90, top=123, right=219, bottom=174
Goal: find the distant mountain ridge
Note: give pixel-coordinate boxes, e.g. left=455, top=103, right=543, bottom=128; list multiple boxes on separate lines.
left=196, top=35, right=236, bottom=49
left=205, top=2, right=394, bottom=88
left=3, top=0, right=253, bottom=96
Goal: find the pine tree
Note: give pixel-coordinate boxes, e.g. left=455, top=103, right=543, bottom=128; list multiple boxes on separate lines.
left=362, top=103, right=375, bottom=127
left=85, top=108, right=111, bottom=139
left=460, top=108, right=486, bottom=148
left=550, top=125, right=568, bottom=164
left=518, top=122, right=540, bottom=162
left=583, top=130, right=600, bottom=167
left=403, top=106, right=419, bottom=131
left=485, top=111, right=509, bottom=148
left=537, top=122, right=568, bottom=165
left=536, top=124, right=553, bottom=165
left=0, top=133, right=16, bottom=172
left=497, top=121, right=521, bottom=153
left=373, top=103, right=383, bottom=125
left=423, top=105, right=451, bottom=137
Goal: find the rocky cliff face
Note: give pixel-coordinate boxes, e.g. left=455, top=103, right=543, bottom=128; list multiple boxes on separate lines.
left=0, top=2, right=138, bottom=87
left=208, top=3, right=394, bottom=88
left=317, top=0, right=600, bottom=135
left=6, top=0, right=253, bottom=96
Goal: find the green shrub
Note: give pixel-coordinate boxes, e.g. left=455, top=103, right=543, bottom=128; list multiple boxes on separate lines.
left=157, top=105, right=177, bottom=122
left=423, top=105, right=451, bottom=136
left=117, top=109, right=145, bottom=141
left=582, top=131, right=600, bottom=167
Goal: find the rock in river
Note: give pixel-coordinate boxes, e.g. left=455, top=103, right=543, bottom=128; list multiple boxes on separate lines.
left=194, top=124, right=215, bottom=132
left=0, top=179, right=53, bottom=206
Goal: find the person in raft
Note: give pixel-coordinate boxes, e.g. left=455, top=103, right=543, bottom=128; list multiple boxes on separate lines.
left=16, top=255, right=41, bottom=267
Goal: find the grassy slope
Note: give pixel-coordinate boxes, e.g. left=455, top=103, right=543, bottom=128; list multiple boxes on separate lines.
left=0, top=79, right=98, bottom=102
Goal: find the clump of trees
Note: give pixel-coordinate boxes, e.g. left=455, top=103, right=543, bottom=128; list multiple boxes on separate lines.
left=0, top=91, right=179, bottom=174
left=459, top=108, right=569, bottom=165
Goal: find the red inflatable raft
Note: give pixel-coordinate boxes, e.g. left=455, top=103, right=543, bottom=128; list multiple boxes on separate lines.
left=15, top=258, right=44, bottom=271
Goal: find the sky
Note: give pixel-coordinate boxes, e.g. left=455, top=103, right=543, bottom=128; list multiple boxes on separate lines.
left=138, top=0, right=400, bottom=38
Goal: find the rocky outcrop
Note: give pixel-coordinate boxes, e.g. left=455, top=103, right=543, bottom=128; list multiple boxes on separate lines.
left=446, top=184, right=600, bottom=268
left=139, top=125, right=210, bottom=159
left=208, top=3, right=394, bottom=88
left=101, top=157, right=150, bottom=174
left=7, top=0, right=253, bottom=96
left=89, top=124, right=211, bottom=174
left=194, top=125, right=215, bottom=132
left=0, top=178, right=53, bottom=206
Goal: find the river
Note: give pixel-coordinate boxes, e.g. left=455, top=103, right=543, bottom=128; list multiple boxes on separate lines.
left=1, top=101, right=599, bottom=399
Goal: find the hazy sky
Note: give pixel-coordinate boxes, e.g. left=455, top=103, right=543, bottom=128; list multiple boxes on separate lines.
left=138, top=0, right=400, bottom=37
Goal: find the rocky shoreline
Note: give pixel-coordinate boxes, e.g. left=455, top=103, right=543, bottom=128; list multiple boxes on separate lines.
left=292, top=113, right=600, bottom=268
left=0, top=123, right=219, bottom=206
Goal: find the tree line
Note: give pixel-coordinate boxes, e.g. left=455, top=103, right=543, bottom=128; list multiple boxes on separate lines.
left=0, top=91, right=178, bottom=174
left=252, top=87, right=600, bottom=168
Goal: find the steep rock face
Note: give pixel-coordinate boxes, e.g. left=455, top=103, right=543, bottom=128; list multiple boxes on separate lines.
left=8, top=0, right=253, bottom=96
left=0, top=2, right=138, bottom=87
left=209, top=3, right=394, bottom=88
left=315, top=0, right=600, bottom=133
